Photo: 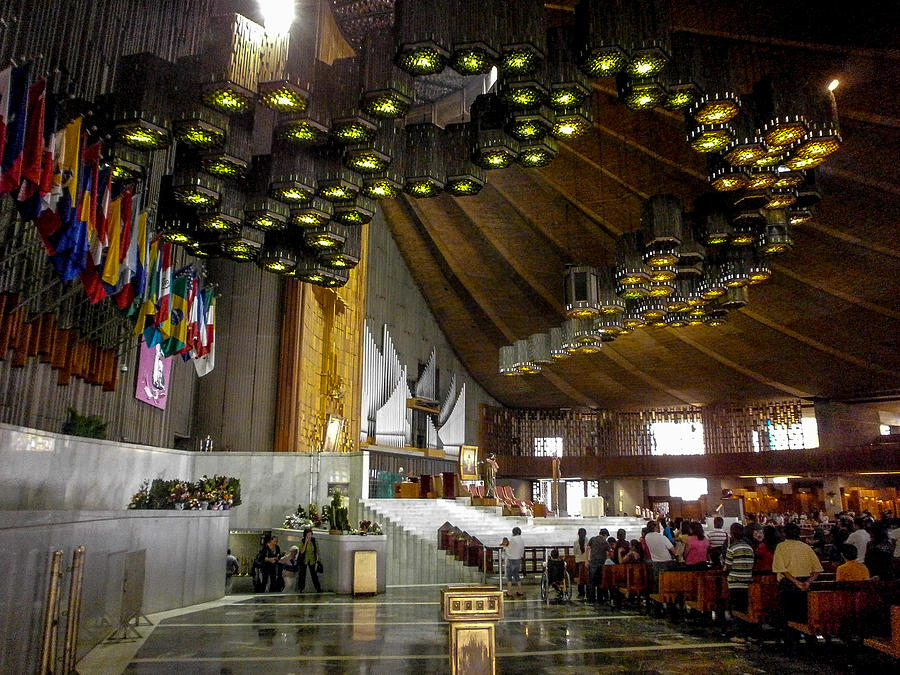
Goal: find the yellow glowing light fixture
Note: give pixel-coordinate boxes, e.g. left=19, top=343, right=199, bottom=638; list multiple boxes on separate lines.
left=745, top=168, right=777, bottom=191
left=565, top=266, right=601, bottom=319
left=499, top=345, right=519, bottom=375
left=792, top=124, right=842, bottom=161
left=827, top=78, right=840, bottom=92
left=690, top=92, right=740, bottom=124
left=172, top=173, right=221, bottom=208
left=763, top=187, right=797, bottom=210
left=244, top=198, right=289, bottom=231
left=687, top=123, right=734, bottom=154
left=709, top=165, right=748, bottom=192
left=115, top=115, right=171, bottom=150
left=173, top=114, right=225, bottom=150
left=290, top=199, right=332, bottom=228
left=663, top=82, right=702, bottom=111
left=276, top=117, right=329, bottom=146
left=362, top=175, right=403, bottom=201
left=549, top=325, right=572, bottom=360
left=268, top=177, right=315, bottom=204
left=258, top=80, right=308, bottom=112
left=620, top=77, right=666, bottom=111
left=724, top=136, right=767, bottom=166
left=759, top=208, right=793, bottom=255
left=550, top=107, right=592, bottom=140
left=762, top=115, right=808, bottom=149
left=201, top=152, right=249, bottom=179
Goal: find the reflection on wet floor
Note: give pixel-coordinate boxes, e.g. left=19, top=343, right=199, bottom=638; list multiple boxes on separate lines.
left=123, top=585, right=899, bottom=674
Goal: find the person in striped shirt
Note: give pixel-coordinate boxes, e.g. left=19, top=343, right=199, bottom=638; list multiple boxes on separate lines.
left=724, top=522, right=755, bottom=612
left=707, top=516, right=729, bottom=567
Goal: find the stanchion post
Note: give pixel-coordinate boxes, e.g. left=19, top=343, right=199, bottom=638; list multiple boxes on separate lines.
left=441, top=586, right=503, bottom=675
left=40, top=550, right=64, bottom=675
left=62, top=546, right=86, bottom=674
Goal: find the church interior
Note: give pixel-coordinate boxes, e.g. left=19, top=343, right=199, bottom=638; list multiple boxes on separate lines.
left=0, top=0, right=899, bottom=672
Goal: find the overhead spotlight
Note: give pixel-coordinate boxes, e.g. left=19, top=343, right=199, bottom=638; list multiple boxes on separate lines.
left=827, top=78, right=840, bottom=92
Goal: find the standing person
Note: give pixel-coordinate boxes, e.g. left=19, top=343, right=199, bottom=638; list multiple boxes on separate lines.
left=723, top=523, right=755, bottom=613
left=225, top=549, right=239, bottom=594
left=864, top=523, right=896, bottom=580
left=298, top=528, right=323, bottom=593
left=645, top=521, right=674, bottom=591
left=754, top=525, right=781, bottom=573
left=279, top=545, right=300, bottom=592
left=707, top=516, right=729, bottom=567
left=683, top=522, right=710, bottom=569
left=772, top=523, right=823, bottom=640
left=573, top=527, right=589, bottom=600
left=482, top=453, right=499, bottom=499
left=614, top=529, right=630, bottom=564
left=587, top=528, right=610, bottom=603
left=846, top=518, right=871, bottom=563
left=503, top=526, right=525, bottom=597
left=256, top=535, right=282, bottom=592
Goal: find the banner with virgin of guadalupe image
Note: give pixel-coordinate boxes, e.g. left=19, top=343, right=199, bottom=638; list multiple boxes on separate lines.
left=135, top=338, right=171, bottom=409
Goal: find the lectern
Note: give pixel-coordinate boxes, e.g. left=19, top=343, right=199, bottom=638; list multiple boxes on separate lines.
left=441, top=586, right=503, bottom=675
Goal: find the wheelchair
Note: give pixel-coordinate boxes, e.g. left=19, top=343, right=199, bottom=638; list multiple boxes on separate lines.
left=540, top=558, right=572, bottom=604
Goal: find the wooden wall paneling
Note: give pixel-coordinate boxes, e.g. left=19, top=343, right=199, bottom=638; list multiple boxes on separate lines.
left=37, top=314, right=55, bottom=362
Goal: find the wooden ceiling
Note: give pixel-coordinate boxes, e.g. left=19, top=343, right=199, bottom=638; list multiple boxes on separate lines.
left=339, top=1, right=900, bottom=410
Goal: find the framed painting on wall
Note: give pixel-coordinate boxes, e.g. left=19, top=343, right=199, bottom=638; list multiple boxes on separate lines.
left=459, top=445, right=478, bottom=480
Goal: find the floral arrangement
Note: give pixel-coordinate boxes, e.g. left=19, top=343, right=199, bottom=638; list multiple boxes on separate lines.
left=127, top=475, right=242, bottom=510
left=283, top=512, right=314, bottom=530
left=284, top=502, right=325, bottom=530
left=355, top=520, right=383, bottom=535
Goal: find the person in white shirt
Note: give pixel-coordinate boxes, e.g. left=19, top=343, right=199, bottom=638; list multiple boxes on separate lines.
left=888, top=520, right=900, bottom=558
left=846, top=517, right=871, bottom=563
left=503, top=527, right=526, bottom=597
left=644, top=521, right=674, bottom=591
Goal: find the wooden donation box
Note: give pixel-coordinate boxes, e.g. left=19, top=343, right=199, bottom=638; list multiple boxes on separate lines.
left=353, top=550, right=378, bottom=596
left=394, top=482, right=419, bottom=499
left=441, top=586, right=503, bottom=675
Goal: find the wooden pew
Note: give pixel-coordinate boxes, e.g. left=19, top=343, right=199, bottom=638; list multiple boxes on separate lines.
left=865, top=606, right=900, bottom=659
left=788, top=589, right=857, bottom=638
left=617, top=564, right=652, bottom=609
left=731, top=575, right=779, bottom=626
left=650, top=570, right=700, bottom=606
left=685, top=572, right=729, bottom=619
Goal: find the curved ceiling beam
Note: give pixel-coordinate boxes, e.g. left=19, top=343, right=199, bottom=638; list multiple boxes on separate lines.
left=673, top=331, right=812, bottom=398
left=485, top=168, right=617, bottom=263
left=401, top=196, right=602, bottom=408
left=560, top=143, right=651, bottom=200
left=596, top=342, right=700, bottom=407
left=437, top=191, right=566, bottom=314
left=770, top=263, right=900, bottom=320
left=740, top=308, right=899, bottom=376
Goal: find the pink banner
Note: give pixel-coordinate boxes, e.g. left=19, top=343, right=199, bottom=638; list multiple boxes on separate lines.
left=135, top=339, right=171, bottom=410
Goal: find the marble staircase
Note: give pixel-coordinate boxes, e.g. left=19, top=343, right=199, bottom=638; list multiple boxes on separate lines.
left=358, top=497, right=647, bottom=586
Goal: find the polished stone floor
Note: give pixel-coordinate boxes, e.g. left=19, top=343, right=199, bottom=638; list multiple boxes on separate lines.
left=79, top=584, right=899, bottom=674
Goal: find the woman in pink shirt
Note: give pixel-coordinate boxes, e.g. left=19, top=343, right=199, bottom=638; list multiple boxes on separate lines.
left=683, top=522, right=711, bottom=569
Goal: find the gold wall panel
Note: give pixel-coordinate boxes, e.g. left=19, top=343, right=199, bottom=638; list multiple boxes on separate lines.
left=275, top=232, right=367, bottom=453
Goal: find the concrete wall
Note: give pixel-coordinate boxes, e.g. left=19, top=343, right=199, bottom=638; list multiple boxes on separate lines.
left=0, top=510, right=228, bottom=673
left=0, top=423, right=368, bottom=528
